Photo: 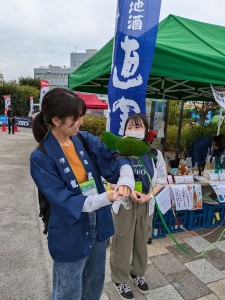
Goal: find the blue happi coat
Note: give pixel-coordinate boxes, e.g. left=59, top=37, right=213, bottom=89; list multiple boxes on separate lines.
left=187, top=136, right=215, bottom=168
left=130, top=154, right=155, bottom=193
left=30, top=131, right=130, bottom=262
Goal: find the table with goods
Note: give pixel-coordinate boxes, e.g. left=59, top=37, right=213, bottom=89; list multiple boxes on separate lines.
left=152, top=155, right=225, bottom=239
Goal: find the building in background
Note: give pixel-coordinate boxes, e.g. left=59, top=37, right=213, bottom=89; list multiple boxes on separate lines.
left=34, top=65, right=74, bottom=89
left=34, top=49, right=97, bottom=89
left=70, top=49, right=97, bottom=69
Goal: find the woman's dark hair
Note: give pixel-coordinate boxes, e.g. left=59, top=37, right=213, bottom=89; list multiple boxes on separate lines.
left=213, top=134, right=225, bottom=153
left=123, top=113, right=149, bottom=142
left=32, top=88, right=86, bottom=143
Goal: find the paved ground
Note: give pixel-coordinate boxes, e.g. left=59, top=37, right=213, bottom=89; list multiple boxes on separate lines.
left=1, top=127, right=225, bottom=300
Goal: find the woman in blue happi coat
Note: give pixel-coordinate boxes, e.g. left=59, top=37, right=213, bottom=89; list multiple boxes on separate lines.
left=30, top=88, right=134, bottom=300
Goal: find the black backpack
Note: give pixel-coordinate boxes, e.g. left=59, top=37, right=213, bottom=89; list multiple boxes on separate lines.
left=37, top=133, right=89, bottom=234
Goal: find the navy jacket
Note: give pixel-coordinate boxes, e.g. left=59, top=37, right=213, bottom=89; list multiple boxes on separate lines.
left=187, top=135, right=214, bottom=168
left=30, top=131, right=130, bottom=262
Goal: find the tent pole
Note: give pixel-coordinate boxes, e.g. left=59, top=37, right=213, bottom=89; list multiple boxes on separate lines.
left=161, top=83, right=167, bottom=156
left=175, top=100, right=184, bottom=160
left=217, top=107, right=223, bottom=135
left=162, top=99, right=169, bottom=156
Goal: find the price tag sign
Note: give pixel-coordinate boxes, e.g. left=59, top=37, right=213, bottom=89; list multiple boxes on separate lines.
left=219, top=173, right=225, bottom=181
left=184, top=175, right=194, bottom=183
left=208, top=173, right=219, bottom=181
left=174, top=176, right=185, bottom=184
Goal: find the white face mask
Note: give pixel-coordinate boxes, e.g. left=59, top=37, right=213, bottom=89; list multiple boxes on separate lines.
left=125, top=130, right=145, bottom=140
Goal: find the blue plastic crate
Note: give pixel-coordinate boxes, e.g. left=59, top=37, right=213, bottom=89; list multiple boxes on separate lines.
left=205, top=204, right=225, bottom=228
left=167, top=209, right=189, bottom=233
left=187, top=206, right=207, bottom=230
left=152, top=212, right=168, bottom=239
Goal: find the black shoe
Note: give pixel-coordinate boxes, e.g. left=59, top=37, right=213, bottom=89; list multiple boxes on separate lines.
left=129, top=274, right=149, bottom=294
left=114, top=282, right=134, bottom=299
left=147, top=238, right=152, bottom=245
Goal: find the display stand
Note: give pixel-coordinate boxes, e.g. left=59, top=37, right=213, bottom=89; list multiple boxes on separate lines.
left=152, top=179, right=225, bottom=239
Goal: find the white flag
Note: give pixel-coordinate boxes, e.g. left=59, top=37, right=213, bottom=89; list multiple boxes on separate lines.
left=211, top=84, right=225, bottom=109
left=40, top=80, right=50, bottom=110
left=3, top=95, right=11, bottom=115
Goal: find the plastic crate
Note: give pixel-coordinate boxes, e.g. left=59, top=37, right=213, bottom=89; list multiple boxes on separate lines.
left=187, top=206, right=207, bottom=230
left=205, top=204, right=225, bottom=228
left=167, top=209, right=189, bottom=233
left=152, top=212, right=168, bottom=239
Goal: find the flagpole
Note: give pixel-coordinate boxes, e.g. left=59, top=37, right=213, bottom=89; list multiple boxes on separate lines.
left=217, top=106, right=223, bottom=135
left=106, top=0, right=119, bottom=132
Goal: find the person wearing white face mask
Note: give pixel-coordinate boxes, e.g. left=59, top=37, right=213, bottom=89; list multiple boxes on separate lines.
left=110, top=113, right=167, bottom=300
left=124, top=130, right=146, bottom=140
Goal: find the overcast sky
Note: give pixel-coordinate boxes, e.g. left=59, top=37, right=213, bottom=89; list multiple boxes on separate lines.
left=1, top=0, right=225, bottom=81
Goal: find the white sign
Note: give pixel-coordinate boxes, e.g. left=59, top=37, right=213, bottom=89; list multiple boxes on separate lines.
left=171, top=185, right=192, bottom=211
left=210, top=182, right=225, bottom=203
left=39, top=80, right=50, bottom=109
left=187, top=184, right=203, bottom=210
left=211, top=84, right=225, bottom=109
left=155, top=185, right=171, bottom=214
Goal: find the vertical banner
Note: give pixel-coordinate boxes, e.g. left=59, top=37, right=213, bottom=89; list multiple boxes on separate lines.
left=3, top=95, right=11, bottom=115
left=40, top=80, right=50, bottom=110
left=108, top=0, right=162, bottom=135
left=30, top=96, right=34, bottom=112
left=29, top=96, right=34, bottom=118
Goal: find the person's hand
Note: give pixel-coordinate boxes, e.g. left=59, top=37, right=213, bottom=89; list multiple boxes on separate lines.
left=106, top=185, right=132, bottom=202
left=106, top=190, right=117, bottom=202
left=115, top=185, right=132, bottom=199
left=130, top=191, right=152, bottom=204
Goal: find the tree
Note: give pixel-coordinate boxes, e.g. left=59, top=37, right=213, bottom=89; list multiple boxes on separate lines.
left=18, top=76, right=40, bottom=89
left=0, top=82, right=39, bottom=116
left=185, top=101, right=220, bottom=126
left=168, top=100, right=183, bottom=125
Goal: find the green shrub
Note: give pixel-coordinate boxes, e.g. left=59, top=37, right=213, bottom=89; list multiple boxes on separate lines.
left=166, top=125, right=178, bottom=150
left=0, top=83, right=39, bottom=116
left=166, top=123, right=225, bottom=151
left=81, top=116, right=106, bottom=137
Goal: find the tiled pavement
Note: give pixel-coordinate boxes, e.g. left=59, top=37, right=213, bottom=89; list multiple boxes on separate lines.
left=101, top=227, right=225, bottom=300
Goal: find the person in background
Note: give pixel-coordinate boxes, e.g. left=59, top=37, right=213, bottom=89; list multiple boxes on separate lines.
left=187, top=135, right=225, bottom=170
left=110, top=113, right=167, bottom=300
left=7, top=105, right=16, bottom=134
left=30, top=88, right=134, bottom=300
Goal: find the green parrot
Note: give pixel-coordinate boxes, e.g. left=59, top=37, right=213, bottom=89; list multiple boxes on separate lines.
left=101, top=131, right=157, bottom=160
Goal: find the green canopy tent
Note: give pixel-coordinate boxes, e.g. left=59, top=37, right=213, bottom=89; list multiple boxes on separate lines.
left=68, top=15, right=225, bottom=155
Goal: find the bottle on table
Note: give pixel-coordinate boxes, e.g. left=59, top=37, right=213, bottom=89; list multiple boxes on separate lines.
left=181, top=159, right=187, bottom=175
left=165, top=157, right=171, bottom=174
left=210, top=157, right=216, bottom=172
left=186, top=157, right=192, bottom=174
left=193, top=162, right=199, bottom=176
left=203, top=156, right=211, bottom=178
left=222, top=155, right=225, bottom=172
left=178, top=160, right=182, bottom=175
left=215, top=156, right=222, bottom=174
